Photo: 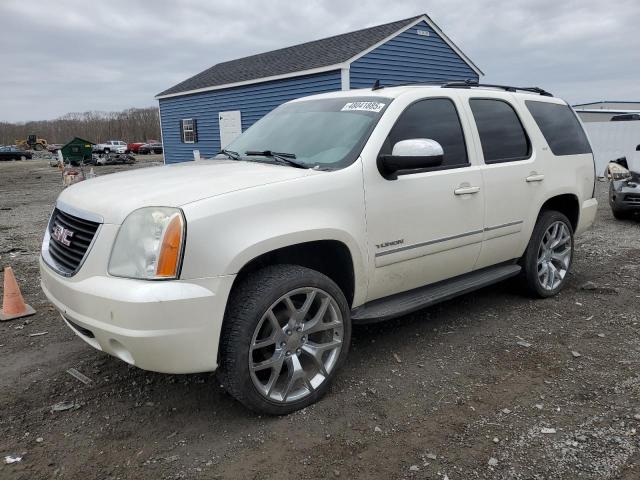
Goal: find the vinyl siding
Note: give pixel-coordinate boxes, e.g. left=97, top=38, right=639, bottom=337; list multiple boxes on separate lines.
left=159, top=70, right=342, bottom=164
left=349, top=20, right=479, bottom=89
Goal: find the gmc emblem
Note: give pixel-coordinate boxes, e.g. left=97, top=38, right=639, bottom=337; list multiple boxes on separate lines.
left=52, top=223, right=74, bottom=246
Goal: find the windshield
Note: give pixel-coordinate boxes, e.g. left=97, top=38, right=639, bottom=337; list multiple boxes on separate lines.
left=221, top=96, right=391, bottom=170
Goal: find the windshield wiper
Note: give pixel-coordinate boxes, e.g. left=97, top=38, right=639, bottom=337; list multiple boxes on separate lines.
left=244, top=150, right=308, bottom=169
left=219, top=149, right=241, bottom=160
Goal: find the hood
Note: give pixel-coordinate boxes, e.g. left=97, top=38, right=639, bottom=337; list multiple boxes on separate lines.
left=57, top=160, right=317, bottom=224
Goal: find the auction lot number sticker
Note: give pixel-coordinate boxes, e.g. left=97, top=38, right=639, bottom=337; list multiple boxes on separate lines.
left=341, top=102, right=386, bottom=113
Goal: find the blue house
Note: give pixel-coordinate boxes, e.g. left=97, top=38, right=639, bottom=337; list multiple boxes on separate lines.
left=156, top=14, right=482, bottom=164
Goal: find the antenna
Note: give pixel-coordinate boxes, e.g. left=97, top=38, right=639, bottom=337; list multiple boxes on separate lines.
left=372, top=80, right=383, bottom=91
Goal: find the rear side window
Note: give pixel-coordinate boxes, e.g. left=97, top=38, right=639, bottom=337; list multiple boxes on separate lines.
left=525, top=101, right=592, bottom=155
left=470, top=99, right=530, bottom=163
left=383, top=98, right=468, bottom=169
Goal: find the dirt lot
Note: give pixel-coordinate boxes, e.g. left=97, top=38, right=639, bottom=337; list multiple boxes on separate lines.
left=1, top=157, right=639, bottom=480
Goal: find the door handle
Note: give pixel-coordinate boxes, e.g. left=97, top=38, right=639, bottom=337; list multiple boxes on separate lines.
left=526, top=174, right=545, bottom=182
left=454, top=185, right=481, bottom=195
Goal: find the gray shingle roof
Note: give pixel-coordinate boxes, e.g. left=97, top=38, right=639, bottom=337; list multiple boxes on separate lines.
left=158, top=15, right=423, bottom=97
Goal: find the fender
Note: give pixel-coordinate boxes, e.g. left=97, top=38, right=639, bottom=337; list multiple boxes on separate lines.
left=227, top=230, right=367, bottom=307
left=180, top=162, right=370, bottom=306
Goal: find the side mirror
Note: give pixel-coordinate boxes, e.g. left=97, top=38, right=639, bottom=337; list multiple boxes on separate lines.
left=606, top=161, right=632, bottom=181
left=378, top=139, right=444, bottom=180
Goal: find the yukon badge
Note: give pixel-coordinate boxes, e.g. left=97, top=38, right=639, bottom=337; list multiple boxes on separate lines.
left=376, top=239, right=404, bottom=249
left=52, top=223, right=74, bottom=246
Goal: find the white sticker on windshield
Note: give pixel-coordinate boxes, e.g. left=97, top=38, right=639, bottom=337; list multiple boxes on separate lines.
left=341, top=101, right=386, bottom=113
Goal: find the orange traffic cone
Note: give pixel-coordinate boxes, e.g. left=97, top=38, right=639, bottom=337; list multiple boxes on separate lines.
left=0, top=267, right=36, bottom=321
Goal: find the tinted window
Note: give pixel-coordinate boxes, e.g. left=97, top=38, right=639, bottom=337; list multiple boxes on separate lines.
left=383, top=98, right=468, bottom=169
left=526, top=101, right=592, bottom=155
left=470, top=99, right=530, bottom=163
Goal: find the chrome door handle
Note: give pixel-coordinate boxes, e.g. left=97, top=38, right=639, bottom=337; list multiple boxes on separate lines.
left=454, top=186, right=480, bottom=195
left=526, top=174, right=545, bottom=182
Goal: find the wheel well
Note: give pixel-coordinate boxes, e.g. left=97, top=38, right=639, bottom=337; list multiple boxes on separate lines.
left=235, top=240, right=355, bottom=307
left=539, top=194, right=579, bottom=231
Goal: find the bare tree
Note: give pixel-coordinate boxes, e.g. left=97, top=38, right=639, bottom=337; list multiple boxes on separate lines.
left=0, top=107, right=161, bottom=145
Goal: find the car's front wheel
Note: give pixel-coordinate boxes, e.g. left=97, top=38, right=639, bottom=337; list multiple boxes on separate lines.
left=218, top=265, right=351, bottom=415
left=521, top=210, right=574, bottom=298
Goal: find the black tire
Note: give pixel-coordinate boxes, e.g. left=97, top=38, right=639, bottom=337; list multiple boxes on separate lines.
left=218, top=265, right=351, bottom=415
left=520, top=210, right=574, bottom=298
left=103, top=148, right=110, bottom=154
left=612, top=209, right=632, bottom=220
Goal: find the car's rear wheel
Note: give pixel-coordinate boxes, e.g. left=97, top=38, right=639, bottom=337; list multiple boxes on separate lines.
left=218, top=265, right=351, bottom=415
left=521, top=210, right=574, bottom=298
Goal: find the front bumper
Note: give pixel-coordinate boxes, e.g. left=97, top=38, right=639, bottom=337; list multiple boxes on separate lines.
left=40, top=257, right=235, bottom=374
left=609, top=180, right=640, bottom=212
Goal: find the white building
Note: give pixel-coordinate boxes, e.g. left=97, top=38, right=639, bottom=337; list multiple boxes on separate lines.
left=573, top=101, right=640, bottom=122
left=574, top=101, right=640, bottom=174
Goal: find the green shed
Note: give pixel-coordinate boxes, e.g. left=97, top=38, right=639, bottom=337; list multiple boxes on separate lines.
left=61, top=137, right=94, bottom=165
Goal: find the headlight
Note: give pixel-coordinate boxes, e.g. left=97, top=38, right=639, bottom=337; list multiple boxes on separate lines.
left=606, top=162, right=632, bottom=181
left=108, top=207, right=185, bottom=280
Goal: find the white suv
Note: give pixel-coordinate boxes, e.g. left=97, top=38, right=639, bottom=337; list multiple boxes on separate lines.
left=40, top=84, right=598, bottom=414
left=94, top=140, right=127, bottom=154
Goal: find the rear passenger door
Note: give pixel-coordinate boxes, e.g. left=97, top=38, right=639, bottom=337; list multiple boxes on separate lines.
left=465, top=95, right=545, bottom=269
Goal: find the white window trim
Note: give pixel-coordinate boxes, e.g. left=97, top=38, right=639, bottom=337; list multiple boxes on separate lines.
left=182, top=118, right=195, bottom=144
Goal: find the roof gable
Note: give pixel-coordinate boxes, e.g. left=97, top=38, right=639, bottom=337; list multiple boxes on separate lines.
left=157, top=14, right=480, bottom=98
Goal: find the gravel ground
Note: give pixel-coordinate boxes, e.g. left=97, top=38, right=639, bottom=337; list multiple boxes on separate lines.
left=1, top=158, right=639, bottom=480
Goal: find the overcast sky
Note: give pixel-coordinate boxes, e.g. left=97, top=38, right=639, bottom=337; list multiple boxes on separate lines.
left=1, top=0, right=639, bottom=122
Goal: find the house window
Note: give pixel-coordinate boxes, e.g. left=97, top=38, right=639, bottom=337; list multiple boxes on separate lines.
left=181, top=118, right=197, bottom=143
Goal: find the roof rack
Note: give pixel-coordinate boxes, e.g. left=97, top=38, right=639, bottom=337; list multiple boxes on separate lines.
left=442, top=79, right=553, bottom=97
left=369, top=79, right=553, bottom=97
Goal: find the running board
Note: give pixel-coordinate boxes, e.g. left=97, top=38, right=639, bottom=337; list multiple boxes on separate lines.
left=351, top=264, right=521, bottom=324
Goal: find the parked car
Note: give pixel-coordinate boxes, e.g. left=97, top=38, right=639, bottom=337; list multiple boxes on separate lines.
left=40, top=84, right=597, bottom=414
left=606, top=151, right=640, bottom=219
left=0, top=146, right=32, bottom=160
left=138, top=143, right=163, bottom=154
left=93, top=140, right=127, bottom=154
left=610, top=114, right=640, bottom=121
left=128, top=139, right=160, bottom=154
left=127, top=142, right=146, bottom=154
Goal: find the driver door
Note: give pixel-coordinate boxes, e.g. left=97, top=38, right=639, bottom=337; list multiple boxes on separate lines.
left=363, top=96, right=485, bottom=301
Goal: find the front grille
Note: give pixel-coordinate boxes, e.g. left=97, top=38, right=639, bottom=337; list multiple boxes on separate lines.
left=48, top=208, right=100, bottom=275
left=624, top=193, right=640, bottom=205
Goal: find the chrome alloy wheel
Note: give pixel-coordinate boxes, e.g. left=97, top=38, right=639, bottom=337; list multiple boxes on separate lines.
left=537, top=221, right=572, bottom=290
left=249, top=287, right=344, bottom=403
